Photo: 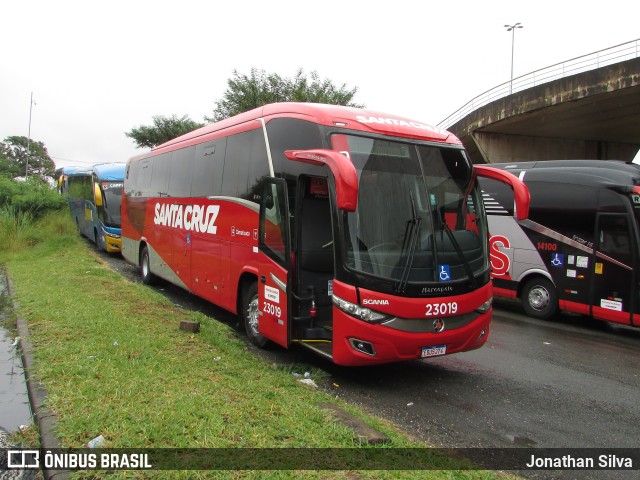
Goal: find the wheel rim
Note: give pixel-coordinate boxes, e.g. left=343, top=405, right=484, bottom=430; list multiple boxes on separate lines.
left=528, top=285, right=550, bottom=311
left=246, top=296, right=259, bottom=335
left=142, top=254, right=149, bottom=277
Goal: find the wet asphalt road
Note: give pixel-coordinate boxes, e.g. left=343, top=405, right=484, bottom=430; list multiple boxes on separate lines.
left=102, top=249, right=640, bottom=479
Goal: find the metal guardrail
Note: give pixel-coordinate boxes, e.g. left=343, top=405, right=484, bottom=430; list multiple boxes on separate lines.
left=437, top=38, right=640, bottom=129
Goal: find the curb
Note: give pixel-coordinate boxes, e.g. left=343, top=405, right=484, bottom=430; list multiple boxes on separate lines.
left=5, top=275, right=70, bottom=480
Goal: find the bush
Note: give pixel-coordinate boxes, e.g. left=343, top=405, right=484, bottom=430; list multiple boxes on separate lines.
left=0, top=177, right=68, bottom=254
left=0, top=208, right=76, bottom=254
left=0, top=206, right=36, bottom=251
left=0, top=176, right=66, bottom=217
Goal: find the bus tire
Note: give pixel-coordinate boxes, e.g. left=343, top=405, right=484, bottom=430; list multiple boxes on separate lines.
left=243, top=282, right=268, bottom=348
left=522, top=277, right=557, bottom=320
left=140, top=246, right=158, bottom=286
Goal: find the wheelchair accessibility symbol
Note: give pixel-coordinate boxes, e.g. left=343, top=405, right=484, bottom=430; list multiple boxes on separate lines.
left=551, top=253, right=564, bottom=267
left=439, top=264, right=451, bottom=282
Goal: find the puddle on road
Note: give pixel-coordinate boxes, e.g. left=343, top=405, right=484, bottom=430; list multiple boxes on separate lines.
left=0, top=325, right=32, bottom=433
left=1, top=274, right=32, bottom=433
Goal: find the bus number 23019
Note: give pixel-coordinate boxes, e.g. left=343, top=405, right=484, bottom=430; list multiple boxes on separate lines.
left=425, top=302, right=458, bottom=317
left=263, top=302, right=282, bottom=318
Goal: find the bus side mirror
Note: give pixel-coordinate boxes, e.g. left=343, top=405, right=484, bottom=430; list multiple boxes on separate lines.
left=284, top=149, right=358, bottom=212
left=474, top=165, right=530, bottom=220
left=94, top=182, right=103, bottom=207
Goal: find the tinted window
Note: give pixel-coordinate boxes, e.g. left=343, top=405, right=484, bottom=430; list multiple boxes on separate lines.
left=125, top=162, right=139, bottom=196
left=168, top=147, right=194, bottom=197
left=265, top=118, right=324, bottom=175
left=150, top=153, right=171, bottom=197
left=138, top=160, right=153, bottom=197
left=222, top=129, right=269, bottom=198
left=247, top=130, right=270, bottom=200
left=222, top=132, right=251, bottom=197
left=192, top=140, right=226, bottom=197
left=528, top=182, right=596, bottom=239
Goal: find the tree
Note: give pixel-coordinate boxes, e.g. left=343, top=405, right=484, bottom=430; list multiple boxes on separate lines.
left=207, top=68, right=363, bottom=122
left=0, top=136, right=55, bottom=179
left=125, top=114, right=205, bottom=149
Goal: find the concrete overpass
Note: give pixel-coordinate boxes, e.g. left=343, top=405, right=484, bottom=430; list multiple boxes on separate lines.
left=440, top=39, right=640, bottom=164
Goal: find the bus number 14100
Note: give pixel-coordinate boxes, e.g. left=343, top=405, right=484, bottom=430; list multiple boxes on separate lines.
left=425, top=302, right=458, bottom=317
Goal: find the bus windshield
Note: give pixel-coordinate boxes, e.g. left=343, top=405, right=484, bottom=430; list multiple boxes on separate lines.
left=100, top=181, right=123, bottom=227
left=337, top=135, right=487, bottom=290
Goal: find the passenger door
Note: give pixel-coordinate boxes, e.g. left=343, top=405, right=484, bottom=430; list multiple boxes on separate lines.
left=592, top=213, right=634, bottom=324
left=257, top=178, right=291, bottom=347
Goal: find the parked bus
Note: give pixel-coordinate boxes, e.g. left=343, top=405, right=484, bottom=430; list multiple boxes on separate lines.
left=122, top=103, right=528, bottom=366
left=67, top=163, right=125, bottom=253
left=55, top=165, right=83, bottom=194
left=480, top=160, right=640, bottom=326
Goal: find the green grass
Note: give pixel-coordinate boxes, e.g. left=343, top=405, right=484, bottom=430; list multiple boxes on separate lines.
left=1, top=211, right=516, bottom=479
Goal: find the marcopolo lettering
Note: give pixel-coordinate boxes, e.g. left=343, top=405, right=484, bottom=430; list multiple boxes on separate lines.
left=154, top=203, right=220, bottom=234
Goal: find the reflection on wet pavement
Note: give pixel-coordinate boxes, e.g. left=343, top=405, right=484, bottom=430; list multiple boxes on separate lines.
left=0, top=277, right=32, bottom=433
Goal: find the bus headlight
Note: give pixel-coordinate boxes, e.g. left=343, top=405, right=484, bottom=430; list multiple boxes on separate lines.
left=102, top=228, right=121, bottom=239
left=475, top=298, right=493, bottom=314
left=332, top=294, right=390, bottom=323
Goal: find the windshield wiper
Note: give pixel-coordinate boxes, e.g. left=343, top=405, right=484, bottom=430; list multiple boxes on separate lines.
left=395, top=191, right=422, bottom=293
left=440, top=220, right=477, bottom=289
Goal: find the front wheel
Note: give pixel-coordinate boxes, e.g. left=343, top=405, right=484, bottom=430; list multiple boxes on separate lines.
left=521, top=277, right=557, bottom=320
left=140, top=246, right=158, bottom=285
left=94, top=229, right=101, bottom=251
left=243, top=282, right=268, bottom=348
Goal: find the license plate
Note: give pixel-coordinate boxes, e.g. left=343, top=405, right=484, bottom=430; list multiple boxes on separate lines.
left=421, top=345, right=446, bottom=358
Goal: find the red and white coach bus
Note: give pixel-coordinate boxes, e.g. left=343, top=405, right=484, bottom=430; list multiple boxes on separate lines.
left=122, top=103, right=529, bottom=366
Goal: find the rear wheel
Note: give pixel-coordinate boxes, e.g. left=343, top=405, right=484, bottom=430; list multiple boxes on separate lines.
left=140, top=246, right=158, bottom=285
left=522, top=277, right=557, bottom=320
left=243, top=282, right=268, bottom=348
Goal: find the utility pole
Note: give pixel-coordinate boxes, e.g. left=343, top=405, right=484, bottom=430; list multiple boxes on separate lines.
left=26, top=92, right=36, bottom=177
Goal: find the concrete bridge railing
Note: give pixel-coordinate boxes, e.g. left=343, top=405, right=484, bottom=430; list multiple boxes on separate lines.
left=438, top=38, right=640, bottom=129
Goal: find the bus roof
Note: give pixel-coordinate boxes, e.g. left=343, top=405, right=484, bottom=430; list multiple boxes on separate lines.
left=490, top=159, right=640, bottom=173
left=66, top=168, right=93, bottom=178
left=55, top=165, right=85, bottom=176
left=136, top=102, right=460, bottom=159
left=92, top=162, right=126, bottom=180
left=488, top=160, right=640, bottom=190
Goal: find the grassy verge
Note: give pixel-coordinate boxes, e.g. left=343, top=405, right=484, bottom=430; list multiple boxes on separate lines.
left=1, top=211, right=513, bottom=479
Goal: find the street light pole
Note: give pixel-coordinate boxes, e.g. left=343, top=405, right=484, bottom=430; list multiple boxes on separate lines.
left=504, top=23, right=523, bottom=94
left=26, top=91, right=35, bottom=178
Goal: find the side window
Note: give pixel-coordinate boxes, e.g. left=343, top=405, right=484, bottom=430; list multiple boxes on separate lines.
left=222, top=132, right=252, bottom=197
left=247, top=129, right=270, bottom=201
left=150, top=153, right=171, bottom=197
left=265, top=118, right=324, bottom=175
left=81, top=175, right=93, bottom=201
left=125, top=162, right=138, bottom=196
left=138, top=160, right=152, bottom=197
left=599, top=214, right=631, bottom=259
left=168, top=147, right=195, bottom=198
left=192, top=139, right=226, bottom=197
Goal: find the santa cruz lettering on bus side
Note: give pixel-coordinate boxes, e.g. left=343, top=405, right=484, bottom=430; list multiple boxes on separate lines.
left=154, top=203, right=220, bottom=234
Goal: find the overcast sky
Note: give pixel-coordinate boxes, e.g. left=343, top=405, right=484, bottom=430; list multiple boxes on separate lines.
left=1, top=0, right=638, bottom=170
